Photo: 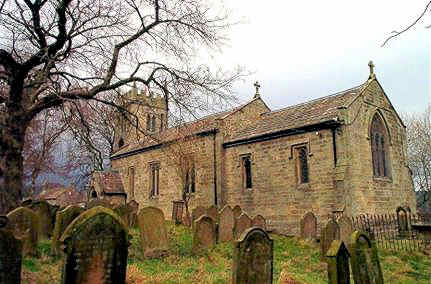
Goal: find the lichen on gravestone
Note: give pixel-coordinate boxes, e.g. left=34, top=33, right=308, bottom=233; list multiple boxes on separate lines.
left=320, top=219, right=340, bottom=260
left=137, top=206, right=169, bottom=258
left=60, top=206, right=130, bottom=284
left=6, top=207, right=40, bottom=257
left=232, top=227, right=273, bottom=284
left=326, top=240, right=350, bottom=284
left=192, top=215, right=216, bottom=255
left=51, top=205, right=84, bottom=256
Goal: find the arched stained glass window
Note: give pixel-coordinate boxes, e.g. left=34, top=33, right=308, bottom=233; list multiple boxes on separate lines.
left=370, top=114, right=390, bottom=177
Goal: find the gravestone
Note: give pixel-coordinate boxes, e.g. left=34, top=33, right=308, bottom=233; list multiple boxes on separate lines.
left=218, top=205, right=234, bottom=242
left=320, top=219, right=340, bottom=259
left=192, top=215, right=216, bottom=254
left=233, top=205, right=242, bottom=219
left=350, top=231, right=384, bottom=284
left=60, top=206, right=130, bottom=284
left=0, top=216, right=22, bottom=284
left=192, top=206, right=206, bottom=222
left=51, top=205, right=84, bottom=255
left=232, top=227, right=273, bottom=284
left=252, top=214, right=266, bottom=230
left=137, top=207, right=169, bottom=258
left=127, top=200, right=139, bottom=227
left=300, top=212, right=317, bottom=240
left=86, top=199, right=112, bottom=209
left=171, top=200, right=184, bottom=225
left=326, top=240, right=351, bottom=284
left=6, top=207, right=40, bottom=257
left=114, top=204, right=131, bottom=228
left=396, top=207, right=408, bottom=236
left=207, top=205, right=218, bottom=223
left=235, top=213, right=252, bottom=239
left=338, top=215, right=353, bottom=249
left=28, top=200, right=53, bottom=238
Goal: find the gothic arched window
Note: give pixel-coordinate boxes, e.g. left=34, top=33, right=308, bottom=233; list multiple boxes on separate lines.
left=370, top=114, right=390, bottom=177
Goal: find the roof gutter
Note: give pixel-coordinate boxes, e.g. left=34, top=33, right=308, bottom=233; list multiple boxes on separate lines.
left=223, top=120, right=341, bottom=149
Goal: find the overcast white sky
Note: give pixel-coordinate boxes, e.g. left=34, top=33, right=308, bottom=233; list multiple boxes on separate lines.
left=216, top=1, right=430, bottom=114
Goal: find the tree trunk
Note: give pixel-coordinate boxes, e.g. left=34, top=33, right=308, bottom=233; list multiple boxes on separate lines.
left=0, top=115, right=28, bottom=214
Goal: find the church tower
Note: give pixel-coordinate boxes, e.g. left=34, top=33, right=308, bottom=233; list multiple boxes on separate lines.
left=114, top=84, right=168, bottom=151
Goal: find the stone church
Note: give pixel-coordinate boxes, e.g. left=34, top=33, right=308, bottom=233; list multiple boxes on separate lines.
left=110, top=62, right=416, bottom=234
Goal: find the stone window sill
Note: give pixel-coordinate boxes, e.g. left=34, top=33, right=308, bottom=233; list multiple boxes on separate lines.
left=373, top=176, right=392, bottom=183
left=296, top=183, right=311, bottom=191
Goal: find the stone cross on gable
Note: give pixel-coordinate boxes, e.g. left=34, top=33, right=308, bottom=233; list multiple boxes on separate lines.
left=254, top=81, right=261, bottom=99
left=368, top=61, right=375, bottom=78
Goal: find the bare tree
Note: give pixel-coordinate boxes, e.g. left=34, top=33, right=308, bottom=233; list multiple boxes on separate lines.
left=404, top=106, right=431, bottom=208
left=0, top=0, right=243, bottom=212
left=22, top=109, right=67, bottom=196
left=382, top=1, right=431, bottom=46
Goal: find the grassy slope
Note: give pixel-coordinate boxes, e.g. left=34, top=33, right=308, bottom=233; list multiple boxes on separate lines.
left=22, top=222, right=431, bottom=284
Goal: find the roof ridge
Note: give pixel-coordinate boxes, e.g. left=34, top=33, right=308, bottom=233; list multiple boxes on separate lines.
left=265, top=83, right=364, bottom=116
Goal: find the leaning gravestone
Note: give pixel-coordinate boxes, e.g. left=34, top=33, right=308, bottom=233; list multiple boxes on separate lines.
left=86, top=199, right=112, bottom=209
left=137, top=207, right=168, bottom=258
left=219, top=205, right=234, bottom=242
left=252, top=214, right=266, bottom=230
left=338, top=216, right=353, bottom=249
left=235, top=213, right=252, bottom=239
left=127, top=200, right=139, bottom=228
left=350, top=231, right=384, bottom=284
left=192, top=206, right=206, bottom=223
left=232, top=227, right=273, bottom=284
left=321, top=219, right=340, bottom=259
left=28, top=200, right=53, bottom=238
left=207, top=205, right=218, bottom=223
left=114, top=204, right=132, bottom=228
left=0, top=216, right=22, bottom=284
left=51, top=205, right=84, bottom=256
left=326, top=240, right=351, bottom=284
left=192, top=215, right=216, bottom=254
left=6, top=207, right=39, bottom=257
left=300, top=212, right=317, bottom=240
left=60, top=206, right=130, bottom=284
left=233, top=205, right=242, bottom=219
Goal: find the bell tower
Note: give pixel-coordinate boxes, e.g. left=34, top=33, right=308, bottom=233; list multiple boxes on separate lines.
left=114, top=84, right=168, bottom=151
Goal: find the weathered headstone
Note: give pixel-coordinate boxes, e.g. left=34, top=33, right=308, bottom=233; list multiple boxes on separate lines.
left=137, top=206, right=169, bottom=258
left=207, top=205, right=218, bottom=223
left=28, top=200, right=53, bottom=238
left=300, top=212, right=317, bottom=240
left=396, top=207, right=408, bottom=236
left=252, top=214, right=266, bottom=230
left=218, top=205, right=234, bottom=242
left=51, top=205, right=84, bottom=255
left=60, top=206, right=130, bottom=284
left=192, top=215, right=216, bottom=254
left=235, top=213, right=252, bottom=239
left=350, top=231, right=384, bottom=284
left=233, top=205, right=242, bottom=219
left=6, top=207, right=39, bottom=257
left=326, top=240, right=351, bottom=284
left=127, top=200, right=139, bottom=227
left=192, top=206, right=206, bottom=222
left=86, top=199, right=112, bottom=209
left=338, top=215, right=353, bottom=248
left=320, top=219, right=340, bottom=259
left=114, top=204, right=132, bottom=228
left=232, top=227, right=273, bottom=284
left=0, top=216, right=22, bottom=284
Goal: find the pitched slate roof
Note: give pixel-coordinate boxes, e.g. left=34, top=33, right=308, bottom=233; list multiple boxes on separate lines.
left=92, top=171, right=125, bottom=194
left=226, top=84, right=365, bottom=143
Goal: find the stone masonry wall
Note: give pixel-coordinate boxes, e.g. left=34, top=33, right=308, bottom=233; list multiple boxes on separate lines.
left=222, top=129, right=337, bottom=235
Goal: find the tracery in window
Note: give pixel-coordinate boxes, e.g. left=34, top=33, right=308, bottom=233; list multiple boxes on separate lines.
left=370, top=114, right=390, bottom=177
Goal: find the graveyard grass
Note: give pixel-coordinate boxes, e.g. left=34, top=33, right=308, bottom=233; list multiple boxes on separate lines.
left=21, top=222, right=431, bottom=283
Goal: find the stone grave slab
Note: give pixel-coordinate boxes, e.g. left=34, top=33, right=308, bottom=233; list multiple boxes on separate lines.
left=252, top=214, right=266, bottom=230
left=326, top=240, right=350, bottom=284
left=192, top=215, right=216, bottom=254
left=51, top=205, right=84, bottom=256
left=218, top=205, right=234, bottom=242
left=235, top=213, right=252, bottom=239
left=60, top=206, right=130, bottom=284
left=233, top=205, right=242, bottom=219
left=350, top=231, right=384, bottom=284
left=137, top=206, right=169, bottom=258
left=6, top=207, right=39, bottom=257
left=300, top=212, right=317, bottom=240
left=321, top=219, right=340, bottom=259
left=232, top=227, right=273, bottom=284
